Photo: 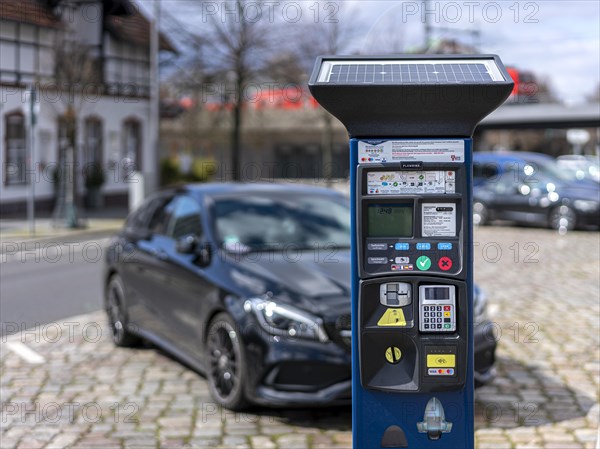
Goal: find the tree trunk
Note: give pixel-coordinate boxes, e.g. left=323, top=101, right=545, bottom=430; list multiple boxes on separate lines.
left=322, top=111, right=334, bottom=186
left=53, top=107, right=80, bottom=228
left=231, top=77, right=243, bottom=181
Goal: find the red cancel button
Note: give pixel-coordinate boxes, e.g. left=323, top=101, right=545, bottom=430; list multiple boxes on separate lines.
left=438, top=257, right=453, bottom=271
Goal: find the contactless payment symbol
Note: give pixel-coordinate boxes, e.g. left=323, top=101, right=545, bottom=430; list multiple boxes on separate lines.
left=416, top=256, right=431, bottom=271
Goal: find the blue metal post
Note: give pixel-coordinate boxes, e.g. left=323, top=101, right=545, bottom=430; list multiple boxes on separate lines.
left=350, top=138, right=475, bottom=449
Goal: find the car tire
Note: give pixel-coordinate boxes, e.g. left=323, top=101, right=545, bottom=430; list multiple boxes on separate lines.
left=105, top=274, right=142, bottom=347
left=473, top=202, right=489, bottom=226
left=549, top=205, right=577, bottom=231
left=205, top=313, right=248, bottom=411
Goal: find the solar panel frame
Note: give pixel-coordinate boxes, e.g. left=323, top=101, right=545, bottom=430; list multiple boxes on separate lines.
left=308, top=54, right=515, bottom=137
left=317, top=58, right=505, bottom=85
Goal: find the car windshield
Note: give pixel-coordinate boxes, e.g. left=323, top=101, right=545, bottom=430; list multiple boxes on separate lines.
left=213, top=193, right=351, bottom=251
left=530, top=159, right=580, bottom=183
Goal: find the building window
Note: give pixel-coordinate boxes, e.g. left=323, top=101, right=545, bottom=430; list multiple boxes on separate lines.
left=84, top=117, right=103, bottom=167
left=123, top=118, right=142, bottom=171
left=4, top=111, right=27, bottom=185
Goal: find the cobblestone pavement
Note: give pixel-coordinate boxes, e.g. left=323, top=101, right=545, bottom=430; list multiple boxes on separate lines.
left=1, top=227, right=598, bottom=449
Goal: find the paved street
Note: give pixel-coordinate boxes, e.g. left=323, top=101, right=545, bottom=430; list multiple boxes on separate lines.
left=0, top=236, right=110, bottom=336
left=1, top=226, right=599, bottom=448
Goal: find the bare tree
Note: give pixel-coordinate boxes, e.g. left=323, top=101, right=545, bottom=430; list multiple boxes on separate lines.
left=293, top=7, right=360, bottom=184
left=191, top=0, right=275, bottom=181
left=360, top=7, right=411, bottom=55
left=296, top=16, right=358, bottom=73
left=51, top=37, right=99, bottom=228
left=263, top=52, right=306, bottom=85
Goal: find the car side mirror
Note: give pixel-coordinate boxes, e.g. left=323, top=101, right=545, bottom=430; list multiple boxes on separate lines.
left=176, top=234, right=212, bottom=267
left=176, top=234, right=199, bottom=254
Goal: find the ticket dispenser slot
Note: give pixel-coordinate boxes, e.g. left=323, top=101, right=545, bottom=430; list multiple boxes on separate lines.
left=308, top=54, right=513, bottom=449
left=381, top=282, right=411, bottom=307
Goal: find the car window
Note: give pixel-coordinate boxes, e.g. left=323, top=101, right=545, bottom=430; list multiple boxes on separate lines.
left=147, top=199, right=172, bottom=235
left=166, top=196, right=203, bottom=240
left=531, top=160, right=579, bottom=183
left=473, top=162, right=501, bottom=182
left=489, top=172, right=519, bottom=194
left=213, top=193, right=351, bottom=250
left=126, top=196, right=169, bottom=231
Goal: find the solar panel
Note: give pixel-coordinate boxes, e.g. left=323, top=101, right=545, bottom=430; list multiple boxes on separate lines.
left=317, top=59, right=505, bottom=85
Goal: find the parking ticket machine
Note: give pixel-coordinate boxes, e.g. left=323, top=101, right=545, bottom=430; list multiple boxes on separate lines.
left=309, top=55, right=513, bottom=448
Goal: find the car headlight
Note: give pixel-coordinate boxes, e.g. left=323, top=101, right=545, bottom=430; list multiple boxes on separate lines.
left=244, top=297, right=329, bottom=343
left=573, top=200, right=599, bottom=212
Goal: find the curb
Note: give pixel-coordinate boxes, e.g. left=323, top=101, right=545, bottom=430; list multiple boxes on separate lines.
left=1, top=311, right=105, bottom=344
left=0, top=225, right=122, bottom=248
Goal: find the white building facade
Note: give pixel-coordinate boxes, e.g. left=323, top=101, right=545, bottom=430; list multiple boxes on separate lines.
left=0, top=0, right=173, bottom=215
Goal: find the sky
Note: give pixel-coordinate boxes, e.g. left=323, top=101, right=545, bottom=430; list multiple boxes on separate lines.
left=153, top=1, right=600, bottom=105
left=347, top=0, right=600, bottom=105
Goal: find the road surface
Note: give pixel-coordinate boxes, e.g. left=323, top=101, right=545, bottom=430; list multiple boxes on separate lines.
left=0, top=235, right=109, bottom=336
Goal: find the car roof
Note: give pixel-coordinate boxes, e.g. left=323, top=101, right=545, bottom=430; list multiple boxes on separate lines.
left=474, top=151, right=555, bottom=164
left=162, top=182, right=347, bottom=199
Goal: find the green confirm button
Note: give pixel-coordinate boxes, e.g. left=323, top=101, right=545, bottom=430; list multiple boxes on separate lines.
left=416, top=256, right=432, bottom=271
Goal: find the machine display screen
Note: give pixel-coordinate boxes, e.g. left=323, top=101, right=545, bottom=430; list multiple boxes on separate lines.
left=367, top=204, right=413, bottom=238
left=424, top=287, right=451, bottom=300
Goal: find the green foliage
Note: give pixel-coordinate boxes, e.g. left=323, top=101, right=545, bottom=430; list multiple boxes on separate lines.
left=160, top=157, right=181, bottom=186
left=188, top=159, right=217, bottom=183
left=160, top=157, right=217, bottom=186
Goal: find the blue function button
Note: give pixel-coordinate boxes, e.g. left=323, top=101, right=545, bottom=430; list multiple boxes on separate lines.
left=416, top=243, right=431, bottom=251
left=394, top=243, right=410, bottom=251
left=437, top=242, right=453, bottom=250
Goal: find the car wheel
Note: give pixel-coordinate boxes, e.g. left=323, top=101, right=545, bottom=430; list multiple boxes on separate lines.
left=206, top=313, right=248, bottom=411
left=105, top=275, right=141, bottom=347
left=473, top=202, right=489, bottom=226
left=549, top=205, right=577, bottom=231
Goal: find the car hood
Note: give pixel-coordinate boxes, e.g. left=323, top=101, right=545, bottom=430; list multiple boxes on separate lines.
left=224, top=249, right=352, bottom=316
left=223, top=248, right=485, bottom=319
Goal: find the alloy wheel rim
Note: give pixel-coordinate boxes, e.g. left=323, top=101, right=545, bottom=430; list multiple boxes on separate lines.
left=473, top=202, right=487, bottom=226
left=551, top=205, right=576, bottom=230
left=208, top=322, right=240, bottom=401
left=106, top=283, right=125, bottom=342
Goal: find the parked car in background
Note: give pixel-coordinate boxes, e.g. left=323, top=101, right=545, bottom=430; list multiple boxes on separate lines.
left=473, top=152, right=600, bottom=230
left=104, top=184, right=497, bottom=410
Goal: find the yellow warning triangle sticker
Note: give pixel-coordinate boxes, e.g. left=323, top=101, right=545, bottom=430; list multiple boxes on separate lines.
left=377, top=308, right=407, bottom=327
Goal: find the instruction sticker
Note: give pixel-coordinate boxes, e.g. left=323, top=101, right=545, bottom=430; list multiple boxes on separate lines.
left=358, top=140, right=465, bottom=164
left=367, top=170, right=455, bottom=195
left=422, top=203, right=456, bottom=237
left=377, top=309, right=407, bottom=327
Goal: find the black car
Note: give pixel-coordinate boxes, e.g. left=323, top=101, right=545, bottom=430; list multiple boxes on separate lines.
left=474, top=152, right=600, bottom=230
left=104, top=183, right=497, bottom=409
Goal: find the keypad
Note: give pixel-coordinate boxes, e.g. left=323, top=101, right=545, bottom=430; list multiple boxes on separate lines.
left=421, top=305, right=455, bottom=331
